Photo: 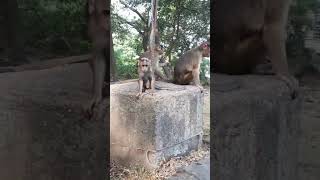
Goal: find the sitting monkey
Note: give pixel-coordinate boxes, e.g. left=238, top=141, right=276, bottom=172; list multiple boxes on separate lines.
left=213, top=0, right=298, bottom=99
left=173, top=42, right=210, bottom=91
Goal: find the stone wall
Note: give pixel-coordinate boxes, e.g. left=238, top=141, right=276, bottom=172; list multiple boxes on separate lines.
left=110, top=81, right=204, bottom=169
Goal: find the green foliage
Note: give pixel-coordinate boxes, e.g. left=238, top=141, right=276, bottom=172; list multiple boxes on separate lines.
left=158, top=0, right=210, bottom=54
left=112, top=0, right=209, bottom=56
left=112, top=0, right=210, bottom=82
left=287, top=0, right=319, bottom=58
left=115, top=48, right=139, bottom=80
left=114, top=34, right=140, bottom=79
left=200, top=58, right=210, bottom=85
left=19, top=0, right=89, bottom=55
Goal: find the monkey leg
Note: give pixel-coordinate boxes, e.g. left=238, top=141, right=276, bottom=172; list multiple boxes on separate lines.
left=192, top=68, right=204, bottom=92
left=136, top=79, right=144, bottom=98
left=174, top=71, right=192, bottom=85
left=88, top=58, right=94, bottom=73
left=150, top=75, right=155, bottom=95
left=86, top=49, right=106, bottom=117
left=263, top=21, right=299, bottom=99
left=148, top=79, right=151, bottom=89
left=143, top=79, right=148, bottom=92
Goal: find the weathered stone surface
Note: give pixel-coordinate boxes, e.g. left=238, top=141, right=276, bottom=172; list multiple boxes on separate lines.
left=0, top=63, right=107, bottom=180
left=110, top=81, right=204, bottom=168
left=168, top=157, right=210, bottom=180
left=212, top=73, right=302, bottom=180
left=297, top=75, right=320, bottom=180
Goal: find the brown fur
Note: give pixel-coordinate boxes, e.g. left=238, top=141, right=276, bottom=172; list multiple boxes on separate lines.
left=140, top=47, right=166, bottom=81
left=86, top=0, right=111, bottom=117
left=136, top=56, right=154, bottom=98
left=174, top=42, right=210, bottom=90
left=213, top=0, right=298, bottom=98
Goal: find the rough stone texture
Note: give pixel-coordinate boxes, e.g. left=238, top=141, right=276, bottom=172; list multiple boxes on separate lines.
left=110, top=81, right=204, bottom=169
left=0, top=63, right=107, bottom=180
left=298, top=74, right=320, bottom=180
left=212, top=73, right=302, bottom=180
left=168, top=157, right=210, bottom=180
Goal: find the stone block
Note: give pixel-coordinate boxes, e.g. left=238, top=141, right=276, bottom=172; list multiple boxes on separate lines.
left=212, top=73, right=302, bottom=180
left=110, top=81, right=204, bottom=168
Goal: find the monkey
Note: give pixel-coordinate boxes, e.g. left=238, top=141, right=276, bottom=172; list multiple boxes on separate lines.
left=136, top=56, right=154, bottom=98
left=143, top=26, right=168, bottom=81
left=85, top=0, right=111, bottom=117
left=173, top=42, right=210, bottom=91
left=143, top=29, right=161, bottom=52
left=142, top=45, right=167, bottom=81
left=213, top=0, right=298, bottom=98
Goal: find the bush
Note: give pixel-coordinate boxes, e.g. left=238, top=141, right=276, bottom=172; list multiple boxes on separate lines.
left=20, top=0, right=89, bottom=55
left=115, top=48, right=139, bottom=80
left=200, top=58, right=210, bottom=86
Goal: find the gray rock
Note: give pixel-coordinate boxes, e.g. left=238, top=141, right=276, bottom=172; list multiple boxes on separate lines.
left=110, top=81, right=204, bottom=169
left=212, top=73, right=302, bottom=180
left=168, top=157, right=210, bottom=180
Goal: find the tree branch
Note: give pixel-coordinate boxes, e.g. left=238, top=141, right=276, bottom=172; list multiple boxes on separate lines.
left=166, top=1, right=182, bottom=59
left=119, top=0, right=147, bottom=25
left=116, top=15, right=144, bottom=36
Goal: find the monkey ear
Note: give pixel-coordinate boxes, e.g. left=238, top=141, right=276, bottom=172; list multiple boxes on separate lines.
left=200, top=43, right=208, bottom=49
left=200, top=42, right=209, bottom=49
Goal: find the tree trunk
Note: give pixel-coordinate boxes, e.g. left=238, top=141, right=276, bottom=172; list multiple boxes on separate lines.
left=143, top=28, right=149, bottom=51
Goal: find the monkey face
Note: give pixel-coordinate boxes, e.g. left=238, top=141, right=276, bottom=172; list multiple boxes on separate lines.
left=200, top=42, right=210, bottom=57
left=139, top=57, right=151, bottom=72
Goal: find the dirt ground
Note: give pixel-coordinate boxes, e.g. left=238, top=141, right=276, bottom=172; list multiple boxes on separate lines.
left=298, top=74, right=320, bottom=180
left=0, top=63, right=109, bottom=179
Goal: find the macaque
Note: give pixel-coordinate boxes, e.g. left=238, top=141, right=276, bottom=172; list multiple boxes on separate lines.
left=173, top=42, right=210, bottom=91
left=136, top=56, right=154, bottom=98
left=213, top=0, right=298, bottom=98
left=86, top=0, right=111, bottom=117
left=143, top=45, right=167, bottom=81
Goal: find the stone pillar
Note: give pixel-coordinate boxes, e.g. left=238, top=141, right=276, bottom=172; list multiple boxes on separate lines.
left=110, top=81, right=204, bottom=169
left=212, top=74, right=302, bottom=180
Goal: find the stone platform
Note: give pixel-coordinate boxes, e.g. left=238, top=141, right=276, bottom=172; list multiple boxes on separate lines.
left=212, top=73, right=302, bottom=180
left=110, top=81, right=204, bottom=169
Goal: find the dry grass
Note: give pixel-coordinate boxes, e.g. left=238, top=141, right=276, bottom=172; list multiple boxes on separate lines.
left=110, top=145, right=209, bottom=180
